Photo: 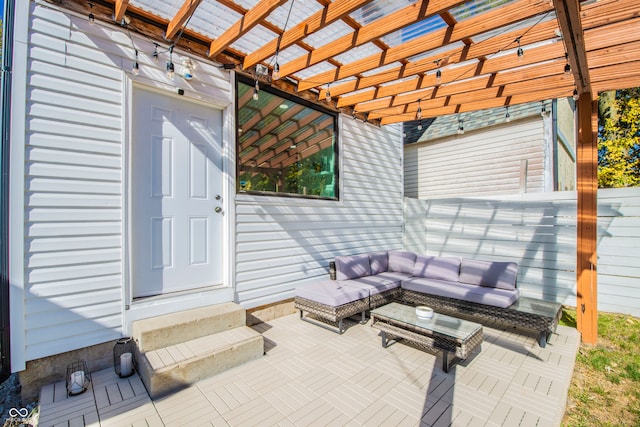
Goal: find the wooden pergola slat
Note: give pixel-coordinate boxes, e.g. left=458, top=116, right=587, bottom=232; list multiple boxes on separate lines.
left=114, top=0, right=129, bottom=23
left=298, top=0, right=554, bottom=92
left=209, top=0, right=289, bottom=58
left=278, top=0, right=466, bottom=79
left=242, top=0, right=375, bottom=70
left=166, top=0, right=204, bottom=40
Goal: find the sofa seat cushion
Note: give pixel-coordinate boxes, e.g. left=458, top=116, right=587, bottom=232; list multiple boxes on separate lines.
left=335, top=254, right=372, bottom=280
left=413, top=255, right=460, bottom=282
left=341, top=274, right=402, bottom=296
left=295, top=281, right=369, bottom=307
left=388, top=251, right=417, bottom=274
left=459, top=259, right=518, bottom=290
left=401, top=277, right=519, bottom=308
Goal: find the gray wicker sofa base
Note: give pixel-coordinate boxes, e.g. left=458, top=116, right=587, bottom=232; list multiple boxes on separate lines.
left=402, top=290, right=562, bottom=347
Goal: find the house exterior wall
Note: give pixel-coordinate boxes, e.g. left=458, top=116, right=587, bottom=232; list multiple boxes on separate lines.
left=235, top=118, right=405, bottom=308
left=404, top=116, right=546, bottom=199
left=9, top=2, right=404, bottom=369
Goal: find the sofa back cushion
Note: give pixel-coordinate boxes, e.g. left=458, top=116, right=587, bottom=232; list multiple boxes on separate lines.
left=335, top=254, right=371, bottom=280
left=413, top=255, right=460, bottom=282
left=459, top=258, right=518, bottom=290
left=388, top=251, right=417, bottom=274
left=369, top=252, right=389, bottom=275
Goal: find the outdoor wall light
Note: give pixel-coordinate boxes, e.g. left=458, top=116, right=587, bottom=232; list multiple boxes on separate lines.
left=66, top=360, right=90, bottom=396
left=113, top=337, right=136, bottom=378
left=181, top=58, right=194, bottom=80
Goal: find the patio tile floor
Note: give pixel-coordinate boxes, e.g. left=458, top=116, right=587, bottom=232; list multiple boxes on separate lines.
left=37, top=312, right=580, bottom=426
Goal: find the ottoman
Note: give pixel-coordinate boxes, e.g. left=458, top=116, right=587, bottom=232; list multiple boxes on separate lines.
left=294, top=280, right=370, bottom=334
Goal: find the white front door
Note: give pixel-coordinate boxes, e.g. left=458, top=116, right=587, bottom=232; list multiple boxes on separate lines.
left=132, top=87, right=224, bottom=298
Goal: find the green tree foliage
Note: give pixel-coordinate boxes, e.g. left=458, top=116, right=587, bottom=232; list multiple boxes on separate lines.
left=598, top=88, right=640, bottom=188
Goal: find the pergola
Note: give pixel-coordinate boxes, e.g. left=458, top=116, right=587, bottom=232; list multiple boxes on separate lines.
left=62, top=0, right=640, bottom=343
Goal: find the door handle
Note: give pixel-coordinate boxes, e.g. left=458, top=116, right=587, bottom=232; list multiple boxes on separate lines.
left=215, top=206, right=223, bottom=214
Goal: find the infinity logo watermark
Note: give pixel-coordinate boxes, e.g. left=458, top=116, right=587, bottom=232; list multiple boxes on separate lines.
left=9, top=408, right=28, bottom=418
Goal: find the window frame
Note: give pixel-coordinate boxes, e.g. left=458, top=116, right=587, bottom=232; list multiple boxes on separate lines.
left=235, top=74, right=340, bottom=201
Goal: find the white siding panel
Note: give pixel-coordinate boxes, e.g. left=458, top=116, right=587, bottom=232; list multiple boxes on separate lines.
left=235, top=119, right=404, bottom=308
left=405, top=118, right=545, bottom=198
left=22, top=4, right=126, bottom=361
left=405, top=188, right=640, bottom=316
left=18, top=2, right=236, bottom=361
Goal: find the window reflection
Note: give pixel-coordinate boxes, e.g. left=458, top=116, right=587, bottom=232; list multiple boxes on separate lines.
left=236, top=78, right=338, bottom=199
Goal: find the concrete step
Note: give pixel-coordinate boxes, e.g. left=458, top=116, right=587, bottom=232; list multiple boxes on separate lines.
left=132, top=302, right=246, bottom=353
left=137, top=326, right=264, bottom=399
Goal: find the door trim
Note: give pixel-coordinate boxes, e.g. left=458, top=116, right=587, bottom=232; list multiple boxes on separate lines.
left=123, top=80, right=236, bottom=332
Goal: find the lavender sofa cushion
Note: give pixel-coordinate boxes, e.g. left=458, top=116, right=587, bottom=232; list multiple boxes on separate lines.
left=413, top=255, right=460, bottom=282
left=402, top=277, right=519, bottom=308
left=295, top=281, right=369, bottom=306
left=369, top=252, right=389, bottom=275
left=388, top=251, right=417, bottom=274
left=343, top=275, right=401, bottom=296
left=459, top=259, right=518, bottom=290
left=335, top=254, right=372, bottom=281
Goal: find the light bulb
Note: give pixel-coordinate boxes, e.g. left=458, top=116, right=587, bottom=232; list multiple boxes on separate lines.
left=273, top=63, right=280, bottom=80
left=89, top=12, right=95, bottom=24
left=417, top=121, right=423, bottom=131
left=132, top=61, right=139, bottom=76
left=505, top=107, right=511, bottom=122
left=253, top=80, right=259, bottom=101
left=152, top=45, right=159, bottom=63
left=457, top=120, right=464, bottom=135
left=573, top=89, right=579, bottom=101
left=435, top=69, right=442, bottom=85
left=325, top=88, right=331, bottom=103
left=564, top=63, right=571, bottom=75
left=166, top=61, right=175, bottom=80
left=416, top=106, right=422, bottom=120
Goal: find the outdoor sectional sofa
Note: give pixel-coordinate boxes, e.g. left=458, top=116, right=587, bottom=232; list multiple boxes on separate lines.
left=294, top=250, right=562, bottom=347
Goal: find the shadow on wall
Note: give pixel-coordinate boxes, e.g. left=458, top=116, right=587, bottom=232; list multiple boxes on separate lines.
left=404, top=192, right=621, bottom=305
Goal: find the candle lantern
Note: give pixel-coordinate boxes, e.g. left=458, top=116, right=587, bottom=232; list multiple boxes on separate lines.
left=113, top=337, right=136, bottom=378
left=66, top=360, right=90, bottom=396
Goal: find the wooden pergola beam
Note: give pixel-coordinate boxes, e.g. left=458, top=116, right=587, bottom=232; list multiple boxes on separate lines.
left=114, top=0, right=129, bottom=23
left=242, top=0, right=375, bottom=70
left=554, top=0, right=598, bottom=344
left=166, top=0, right=203, bottom=40
left=209, top=0, right=289, bottom=58
left=278, top=0, right=466, bottom=79
left=298, top=0, right=554, bottom=92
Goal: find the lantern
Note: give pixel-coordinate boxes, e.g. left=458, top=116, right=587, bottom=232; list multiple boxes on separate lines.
left=66, top=360, right=90, bottom=396
left=113, top=337, right=136, bottom=378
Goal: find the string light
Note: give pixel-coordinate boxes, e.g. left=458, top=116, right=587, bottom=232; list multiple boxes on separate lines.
left=417, top=120, right=423, bottom=131
left=564, top=53, right=571, bottom=77
left=457, top=117, right=464, bottom=135
left=573, top=88, right=579, bottom=101
left=273, top=62, right=280, bottom=80
left=253, top=79, right=260, bottom=101
left=505, top=106, right=511, bottom=122
left=132, top=49, right=139, bottom=76
left=325, top=84, right=331, bottom=103
left=152, top=44, right=159, bottom=63
left=88, top=2, right=95, bottom=24
left=516, top=37, right=524, bottom=62
left=416, top=100, right=422, bottom=120
left=541, top=101, right=547, bottom=117
left=435, top=60, right=442, bottom=85
left=166, top=46, right=175, bottom=80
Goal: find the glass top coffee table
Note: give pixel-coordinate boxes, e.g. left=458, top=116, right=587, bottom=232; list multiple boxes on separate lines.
left=370, top=302, right=483, bottom=372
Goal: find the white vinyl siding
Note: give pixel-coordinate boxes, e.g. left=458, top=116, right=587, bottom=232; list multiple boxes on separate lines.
left=19, top=3, right=233, bottom=361
left=24, top=4, right=125, bottom=360
left=235, top=119, right=404, bottom=308
left=405, top=188, right=640, bottom=317
left=405, top=117, right=546, bottom=199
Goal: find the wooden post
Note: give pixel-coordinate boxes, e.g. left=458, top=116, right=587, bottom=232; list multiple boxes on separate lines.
left=575, top=94, right=598, bottom=344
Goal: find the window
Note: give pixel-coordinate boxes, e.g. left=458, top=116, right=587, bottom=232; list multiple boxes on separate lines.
left=236, top=76, right=339, bottom=199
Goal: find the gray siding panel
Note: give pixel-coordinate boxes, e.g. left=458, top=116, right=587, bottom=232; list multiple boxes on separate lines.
left=405, top=118, right=545, bottom=199
left=235, top=119, right=404, bottom=308
left=405, top=188, right=640, bottom=316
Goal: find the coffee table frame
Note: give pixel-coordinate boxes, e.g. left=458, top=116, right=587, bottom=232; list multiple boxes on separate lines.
left=371, top=303, right=483, bottom=372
